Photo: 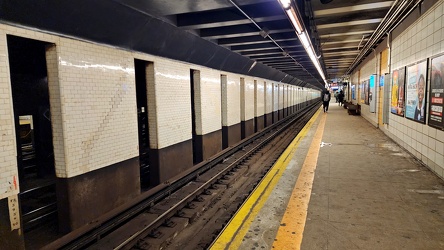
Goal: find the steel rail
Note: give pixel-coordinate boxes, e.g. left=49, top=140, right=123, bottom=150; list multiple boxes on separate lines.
left=113, top=103, right=320, bottom=249
left=57, top=102, right=320, bottom=249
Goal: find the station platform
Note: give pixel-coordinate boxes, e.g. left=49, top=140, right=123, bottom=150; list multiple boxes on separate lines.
left=210, top=102, right=444, bottom=250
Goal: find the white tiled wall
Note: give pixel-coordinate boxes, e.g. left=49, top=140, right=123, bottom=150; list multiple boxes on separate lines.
left=241, top=77, right=255, bottom=121
left=59, top=38, right=139, bottom=177
left=224, top=74, right=241, bottom=126
left=273, top=83, right=279, bottom=112
left=352, top=1, right=444, bottom=179
left=280, top=84, right=285, bottom=111
left=254, top=81, right=265, bottom=117
left=296, top=87, right=300, bottom=105
left=192, top=68, right=221, bottom=135
left=388, top=1, right=444, bottom=178
left=265, top=82, right=273, bottom=114
left=46, top=45, right=67, bottom=179
left=0, top=27, right=17, bottom=200
left=0, top=22, right=320, bottom=200
left=288, top=86, right=292, bottom=108
left=148, top=58, right=193, bottom=148
left=353, top=56, right=379, bottom=126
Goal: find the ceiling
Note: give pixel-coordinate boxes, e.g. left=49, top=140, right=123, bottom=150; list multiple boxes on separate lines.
left=0, top=0, right=421, bottom=89
left=119, top=0, right=396, bottom=88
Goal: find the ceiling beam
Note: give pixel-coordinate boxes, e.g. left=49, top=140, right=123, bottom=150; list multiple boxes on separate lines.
left=314, top=1, right=394, bottom=17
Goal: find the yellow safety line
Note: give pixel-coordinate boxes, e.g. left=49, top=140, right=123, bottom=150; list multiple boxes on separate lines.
left=210, top=108, right=322, bottom=250
left=272, top=109, right=327, bottom=250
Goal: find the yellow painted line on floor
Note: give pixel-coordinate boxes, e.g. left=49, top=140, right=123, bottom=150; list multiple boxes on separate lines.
left=272, top=109, right=327, bottom=250
left=210, top=108, right=322, bottom=250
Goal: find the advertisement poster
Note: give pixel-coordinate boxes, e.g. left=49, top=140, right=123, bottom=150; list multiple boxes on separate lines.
left=360, top=82, right=365, bottom=104
left=390, top=68, right=405, bottom=116
left=429, top=54, right=444, bottom=129
left=352, top=84, right=356, bottom=100
left=369, top=74, right=376, bottom=112
left=365, top=80, right=370, bottom=105
left=406, top=60, right=427, bottom=123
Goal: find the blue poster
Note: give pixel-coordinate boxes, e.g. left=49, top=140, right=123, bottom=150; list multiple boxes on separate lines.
left=352, top=85, right=355, bottom=100
left=370, top=74, right=376, bottom=112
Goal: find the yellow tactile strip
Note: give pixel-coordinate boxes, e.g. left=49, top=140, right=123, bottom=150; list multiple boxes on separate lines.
left=273, top=110, right=326, bottom=250
left=210, top=108, right=323, bottom=250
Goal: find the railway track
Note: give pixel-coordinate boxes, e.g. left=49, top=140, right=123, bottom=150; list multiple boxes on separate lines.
left=49, top=102, right=320, bottom=250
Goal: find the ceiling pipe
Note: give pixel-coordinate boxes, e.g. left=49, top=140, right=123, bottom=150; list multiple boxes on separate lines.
left=346, top=0, right=422, bottom=75
left=227, top=0, right=323, bottom=88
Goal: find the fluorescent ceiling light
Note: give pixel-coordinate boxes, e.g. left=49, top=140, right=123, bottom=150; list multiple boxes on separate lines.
left=278, top=0, right=328, bottom=86
left=278, top=0, right=291, bottom=9
left=286, top=9, right=303, bottom=34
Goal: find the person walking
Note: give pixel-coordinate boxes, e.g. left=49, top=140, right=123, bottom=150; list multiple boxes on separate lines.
left=338, top=90, right=344, bottom=106
left=322, top=89, right=331, bottom=113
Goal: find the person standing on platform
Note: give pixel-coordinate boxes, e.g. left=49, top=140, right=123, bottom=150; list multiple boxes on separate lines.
left=338, top=90, right=344, bottom=106
left=322, top=89, right=331, bottom=113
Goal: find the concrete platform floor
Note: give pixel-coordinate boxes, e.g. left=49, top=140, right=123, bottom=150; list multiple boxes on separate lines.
left=237, top=103, right=444, bottom=250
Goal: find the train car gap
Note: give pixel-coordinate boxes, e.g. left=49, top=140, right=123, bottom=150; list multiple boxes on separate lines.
left=190, top=70, right=203, bottom=164
left=134, top=59, right=152, bottom=190
left=7, top=35, right=58, bottom=249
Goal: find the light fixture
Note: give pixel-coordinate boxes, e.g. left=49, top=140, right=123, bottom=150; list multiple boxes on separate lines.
left=277, top=0, right=292, bottom=9
left=278, top=0, right=327, bottom=86
left=286, top=8, right=303, bottom=34
left=248, top=61, right=257, bottom=72
left=299, top=32, right=310, bottom=49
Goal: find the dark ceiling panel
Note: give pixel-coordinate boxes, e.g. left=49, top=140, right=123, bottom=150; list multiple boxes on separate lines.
left=314, top=9, right=388, bottom=25
left=3, top=0, right=408, bottom=89
left=231, top=42, right=301, bottom=52
left=218, top=32, right=297, bottom=46
left=176, top=1, right=286, bottom=29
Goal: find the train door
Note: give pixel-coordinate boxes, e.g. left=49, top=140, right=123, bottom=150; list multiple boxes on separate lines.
left=7, top=35, right=57, bottom=247
left=134, top=59, right=151, bottom=189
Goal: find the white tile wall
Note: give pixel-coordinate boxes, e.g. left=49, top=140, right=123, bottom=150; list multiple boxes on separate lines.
left=225, top=74, right=241, bottom=126
left=273, top=83, right=279, bottom=112
left=0, top=22, right=321, bottom=198
left=46, top=45, right=67, bottom=178
left=278, top=84, right=284, bottom=111
left=265, top=82, right=273, bottom=114
left=58, top=38, right=139, bottom=177
left=0, top=28, right=17, bottom=199
left=193, top=69, right=221, bottom=135
left=241, top=77, right=255, bottom=121
left=384, top=1, right=444, bottom=179
left=150, top=58, right=193, bottom=148
left=254, top=80, right=265, bottom=117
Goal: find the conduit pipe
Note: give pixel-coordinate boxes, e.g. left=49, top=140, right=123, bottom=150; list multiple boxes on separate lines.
left=346, top=0, right=422, bottom=74
left=228, top=0, right=324, bottom=89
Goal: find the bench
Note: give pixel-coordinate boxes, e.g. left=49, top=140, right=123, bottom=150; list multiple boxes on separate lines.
left=347, top=103, right=360, bottom=115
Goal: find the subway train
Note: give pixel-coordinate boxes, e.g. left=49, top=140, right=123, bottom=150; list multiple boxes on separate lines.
left=0, top=18, right=321, bottom=249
